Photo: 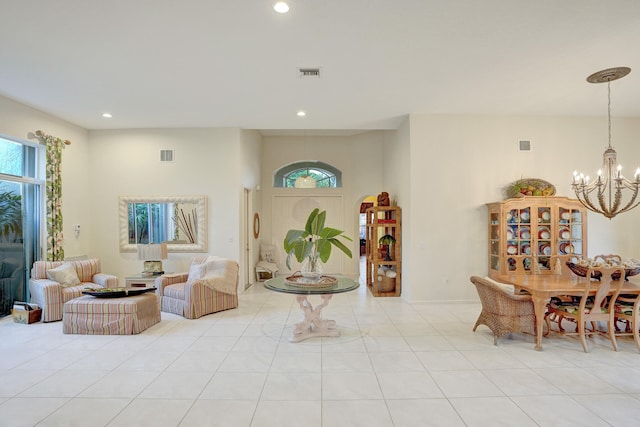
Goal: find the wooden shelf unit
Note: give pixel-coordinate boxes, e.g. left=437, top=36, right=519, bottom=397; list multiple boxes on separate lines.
left=486, top=196, right=587, bottom=278
left=365, top=206, right=402, bottom=296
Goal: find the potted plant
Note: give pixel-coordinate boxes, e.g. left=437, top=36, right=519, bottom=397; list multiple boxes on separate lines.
left=379, top=234, right=396, bottom=261
left=284, top=208, right=353, bottom=280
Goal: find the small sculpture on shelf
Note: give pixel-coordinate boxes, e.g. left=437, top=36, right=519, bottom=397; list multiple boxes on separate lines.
left=377, top=192, right=390, bottom=206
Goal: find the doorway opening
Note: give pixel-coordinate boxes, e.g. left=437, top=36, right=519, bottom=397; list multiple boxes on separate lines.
left=358, top=196, right=376, bottom=284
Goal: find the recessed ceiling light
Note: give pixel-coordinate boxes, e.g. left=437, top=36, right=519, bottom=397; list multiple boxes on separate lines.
left=274, top=2, right=289, bottom=13
left=297, top=111, right=306, bottom=117
left=102, top=113, right=112, bottom=118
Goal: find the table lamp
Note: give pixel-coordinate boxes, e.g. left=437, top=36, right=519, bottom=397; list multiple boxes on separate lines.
left=137, top=242, right=168, bottom=276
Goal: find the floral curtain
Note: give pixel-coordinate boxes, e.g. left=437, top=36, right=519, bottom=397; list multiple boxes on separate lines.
left=42, top=134, right=65, bottom=261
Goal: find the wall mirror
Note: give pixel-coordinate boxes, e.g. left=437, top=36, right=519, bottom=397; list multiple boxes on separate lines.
left=119, top=195, right=207, bottom=252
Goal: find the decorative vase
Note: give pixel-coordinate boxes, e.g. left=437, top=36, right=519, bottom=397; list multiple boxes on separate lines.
left=301, top=254, right=324, bottom=281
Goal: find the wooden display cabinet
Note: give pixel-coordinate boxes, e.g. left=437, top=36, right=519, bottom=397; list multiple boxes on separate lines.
left=486, top=196, right=587, bottom=278
left=365, top=206, right=401, bottom=296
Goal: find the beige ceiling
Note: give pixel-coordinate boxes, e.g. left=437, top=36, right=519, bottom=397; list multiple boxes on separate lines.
left=1, top=0, right=639, bottom=131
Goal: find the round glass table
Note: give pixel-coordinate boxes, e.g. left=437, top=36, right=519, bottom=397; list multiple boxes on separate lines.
left=264, top=276, right=359, bottom=342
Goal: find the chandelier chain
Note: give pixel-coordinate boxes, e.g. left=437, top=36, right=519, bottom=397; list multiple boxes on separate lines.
left=607, top=81, right=612, bottom=149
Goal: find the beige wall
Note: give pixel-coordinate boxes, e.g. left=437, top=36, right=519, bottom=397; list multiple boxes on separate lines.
left=260, top=131, right=386, bottom=276
left=381, top=119, right=411, bottom=297
left=4, top=93, right=640, bottom=302
left=0, top=95, right=92, bottom=259
left=87, top=128, right=262, bottom=287
left=407, top=114, right=640, bottom=302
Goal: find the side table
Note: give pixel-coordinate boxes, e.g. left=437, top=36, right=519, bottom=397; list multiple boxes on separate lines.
left=125, top=275, right=160, bottom=288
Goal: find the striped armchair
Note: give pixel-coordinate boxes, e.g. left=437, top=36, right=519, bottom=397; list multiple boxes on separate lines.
left=29, top=258, right=117, bottom=322
left=155, top=256, right=239, bottom=319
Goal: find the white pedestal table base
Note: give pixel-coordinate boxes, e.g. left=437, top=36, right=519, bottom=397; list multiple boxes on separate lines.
left=290, top=294, right=339, bottom=342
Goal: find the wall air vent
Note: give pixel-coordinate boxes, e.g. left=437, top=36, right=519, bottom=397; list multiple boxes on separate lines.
left=160, top=149, right=174, bottom=162
left=519, top=140, right=531, bottom=151
left=298, top=67, right=321, bottom=78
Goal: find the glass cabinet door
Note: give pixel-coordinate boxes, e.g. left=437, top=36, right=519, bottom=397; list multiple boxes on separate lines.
left=489, top=212, right=500, bottom=271
left=506, top=207, right=532, bottom=272
left=536, top=206, right=552, bottom=271
left=558, top=207, right=583, bottom=257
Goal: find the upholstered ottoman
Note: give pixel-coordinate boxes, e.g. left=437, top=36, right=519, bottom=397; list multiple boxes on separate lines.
left=63, top=294, right=160, bottom=335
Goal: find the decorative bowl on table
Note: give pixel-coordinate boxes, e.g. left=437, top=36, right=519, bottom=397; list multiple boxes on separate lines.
left=284, top=273, right=338, bottom=288
left=82, top=287, right=157, bottom=298
left=566, top=255, right=640, bottom=280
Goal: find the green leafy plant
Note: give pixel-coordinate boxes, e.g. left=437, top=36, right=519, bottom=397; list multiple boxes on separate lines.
left=0, top=191, right=22, bottom=242
left=283, top=208, right=353, bottom=271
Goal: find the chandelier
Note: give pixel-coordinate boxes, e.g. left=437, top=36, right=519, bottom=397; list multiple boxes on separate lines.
left=572, top=66, right=640, bottom=219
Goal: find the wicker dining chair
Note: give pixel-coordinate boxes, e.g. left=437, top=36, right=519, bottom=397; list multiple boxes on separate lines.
left=469, top=276, right=536, bottom=345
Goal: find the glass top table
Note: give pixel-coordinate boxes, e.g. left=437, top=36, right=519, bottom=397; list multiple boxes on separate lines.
left=264, top=276, right=359, bottom=342
left=264, top=276, right=359, bottom=295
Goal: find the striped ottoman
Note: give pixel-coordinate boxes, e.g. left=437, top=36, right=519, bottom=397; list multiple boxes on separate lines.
left=63, top=293, right=160, bottom=334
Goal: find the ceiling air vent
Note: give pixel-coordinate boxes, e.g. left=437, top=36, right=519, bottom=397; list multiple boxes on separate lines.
left=160, top=149, right=174, bottom=162
left=298, top=67, right=321, bottom=78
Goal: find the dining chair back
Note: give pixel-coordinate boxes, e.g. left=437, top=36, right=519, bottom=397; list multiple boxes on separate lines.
left=545, top=265, right=625, bottom=352
left=614, top=292, right=640, bottom=352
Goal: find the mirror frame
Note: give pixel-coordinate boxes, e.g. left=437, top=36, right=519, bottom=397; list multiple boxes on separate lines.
left=119, top=195, right=208, bottom=253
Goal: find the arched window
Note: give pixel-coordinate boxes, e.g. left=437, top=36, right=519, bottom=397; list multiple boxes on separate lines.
left=274, top=161, right=342, bottom=188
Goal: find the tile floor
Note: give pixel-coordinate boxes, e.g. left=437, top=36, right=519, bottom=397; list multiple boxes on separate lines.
left=1, top=277, right=640, bottom=426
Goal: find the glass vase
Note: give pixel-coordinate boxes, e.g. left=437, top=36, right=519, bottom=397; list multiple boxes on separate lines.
left=301, top=254, right=324, bottom=281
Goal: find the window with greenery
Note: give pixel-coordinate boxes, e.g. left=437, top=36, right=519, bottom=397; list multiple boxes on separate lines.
left=127, top=203, right=171, bottom=244
left=274, top=161, right=342, bottom=188
left=0, top=138, right=39, bottom=244
left=0, top=136, right=43, bottom=316
left=0, top=138, right=35, bottom=177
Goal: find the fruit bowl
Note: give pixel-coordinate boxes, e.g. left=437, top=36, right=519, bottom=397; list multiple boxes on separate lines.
left=505, top=179, right=556, bottom=198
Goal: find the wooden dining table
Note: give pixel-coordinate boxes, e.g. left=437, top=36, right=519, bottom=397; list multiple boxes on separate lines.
left=495, top=273, right=640, bottom=351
